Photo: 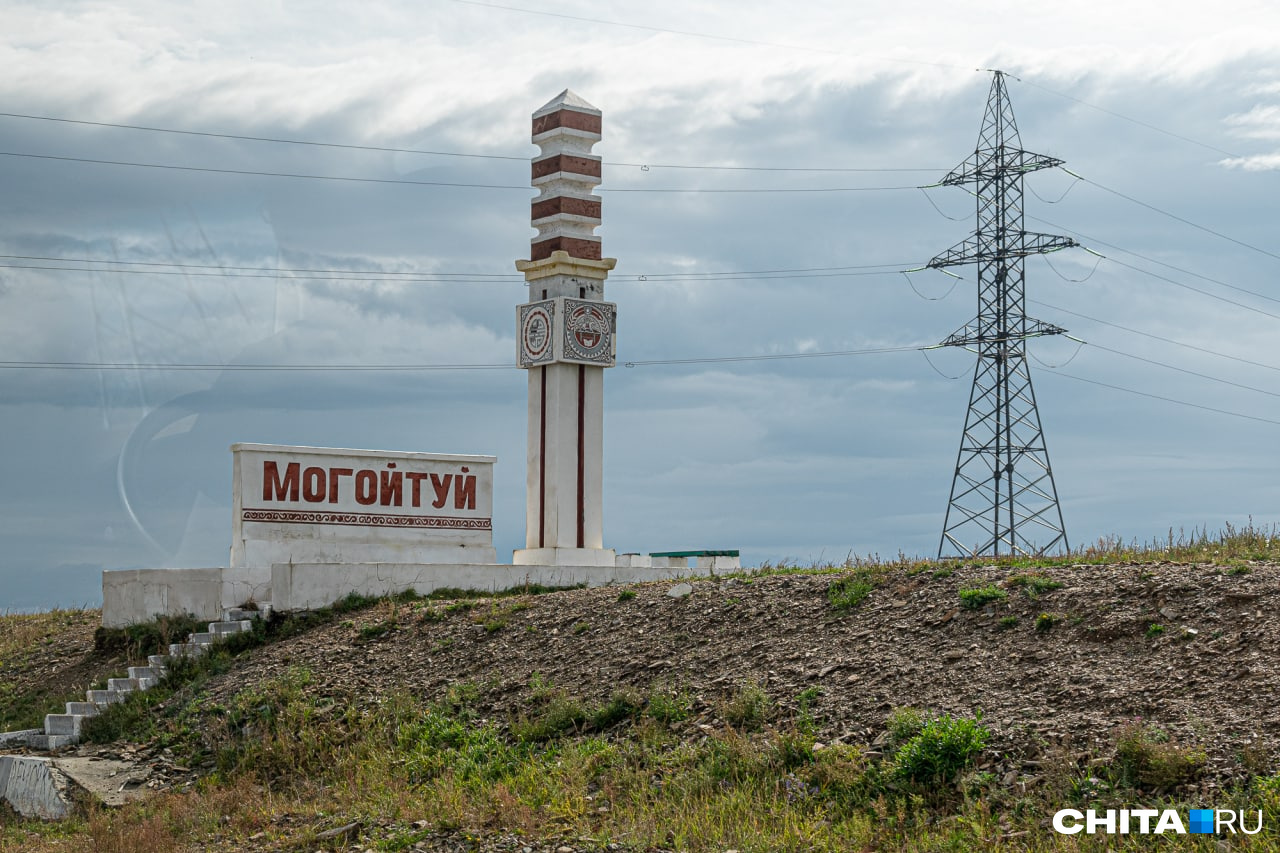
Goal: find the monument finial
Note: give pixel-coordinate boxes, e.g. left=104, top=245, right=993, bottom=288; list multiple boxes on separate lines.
left=529, top=89, right=604, bottom=262
left=514, top=91, right=618, bottom=567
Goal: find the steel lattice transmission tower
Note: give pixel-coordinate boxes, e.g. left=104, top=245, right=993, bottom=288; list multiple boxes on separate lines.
left=930, top=71, right=1077, bottom=559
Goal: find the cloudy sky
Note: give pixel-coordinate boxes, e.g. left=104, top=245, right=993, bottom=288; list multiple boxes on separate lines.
left=2, top=0, right=1279, bottom=609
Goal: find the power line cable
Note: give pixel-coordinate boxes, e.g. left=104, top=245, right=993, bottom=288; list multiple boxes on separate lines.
left=624, top=343, right=925, bottom=366
left=0, top=260, right=919, bottom=284
left=0, top=111, right=939, bottom=174
left=1080, top=341, right=1280, bottom=400
left=1030, top=298, right=1280, bottom=375
left=0, top=360, right=515, bottom=372
left=1014, top=77, right=1242, bottom=159
left=1045, top=371, right=1280, bottom=428
left=1031, top=215, right=1280, bottom=307
left=0, top=151, right=529, bottom=190
left=0, top=253, right=521, bottom=277
left=1094, top=253, right=1280, bottom=321
left=0, top=151, right=921, bottom=193
left=1065, top=169, right=1280, bottom=264
left=0, top=253, right=919, bottom=280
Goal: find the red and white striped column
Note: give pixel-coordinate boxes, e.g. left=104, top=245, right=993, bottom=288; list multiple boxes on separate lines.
left=514, top=90, right=617, bottom=567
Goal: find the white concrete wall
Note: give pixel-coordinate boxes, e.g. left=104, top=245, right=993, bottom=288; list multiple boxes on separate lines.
left=102, top=568, right=224, bottom=627
left=101, top=566, right=273, bottom=627
left=271, top=561, right=698, bottom=612
left=232, top=444, right=497, bottom=569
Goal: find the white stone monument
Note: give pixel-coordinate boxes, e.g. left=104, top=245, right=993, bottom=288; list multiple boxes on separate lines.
left=99, top=90, right=735, bottom=630
left=514, top=90, right=618, bottom=568
left=231, top=443, right=497, bottom=568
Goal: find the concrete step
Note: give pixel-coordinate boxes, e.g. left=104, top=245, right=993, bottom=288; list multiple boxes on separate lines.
left=0, top=755, right=75, bottom=817
left=0, top=728, right=41, bottom=746
left=127, top=666, right=159, bottom=681
left=189, top=632, right=216, bottom=645
left=169, top=642, right=202, bottom=657
left=42, top=714, right=83, bottom=738
left=63, top=702, right=99, bottom=717
left=136, top=677, right=158, bottom=690
left=107, top=678, right=138, bottom=693
left=147, top=654, right=169, bottom=668
left=208, top=620, right=251, bottom=636
left=86, top=690, right=124, bottom=707
left=222, top=607, right=261, bottom=622
left=23, top=733, right=78, bottom=751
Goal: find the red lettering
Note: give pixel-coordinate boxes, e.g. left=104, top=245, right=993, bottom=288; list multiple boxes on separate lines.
left=406, top=472, right=428, bottom=507
left=380, top=469, right=403, bottom=506
left=327, top=468, right=353, bottom=504
left=430, top=473, right=452, bottom=509
left=454, top=474, right=477, bottom=510
left=355, top=469, right=377, bottom=505
left=262, top=461, right=299, bottom=502
left=301, top=466, right=326, bottom=502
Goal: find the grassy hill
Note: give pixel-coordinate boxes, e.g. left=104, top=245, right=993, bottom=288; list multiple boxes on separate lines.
left=3, top=525, right=1280, bottom=851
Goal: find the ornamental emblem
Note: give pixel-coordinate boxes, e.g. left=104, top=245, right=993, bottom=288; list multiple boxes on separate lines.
left=518, top=301, right=555, bottom=366
left=563, top=299, right=614, bottom=364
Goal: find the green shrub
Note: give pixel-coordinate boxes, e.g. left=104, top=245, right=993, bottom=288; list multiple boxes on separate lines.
left=1114, top=721, right=1205, bottom=788
left=723, top=682, right=771, bottom=730
left=886, top=706, right=926, bottom=748
left=591, top=689, right=644, bottom=729
left=1007, top=573, right=1064, bottom=598
left=959, top=585, right=1006, bottom=610
left=998, top=615, right=1019, bottom=630
left=616, top=588, right=637, bottom=601
left=1145, top=623, right=1165, bottom=638
left=892, top=713, right=989, bottom=787
left=827, top=573, right=874, bottom=611
left=1035, top=612, right=1057, bottom=633
left=646, top=687, right=693, bottom=724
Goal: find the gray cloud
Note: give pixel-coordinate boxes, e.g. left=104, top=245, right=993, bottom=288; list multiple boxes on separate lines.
left=2, top=4, right=1280, bottom=606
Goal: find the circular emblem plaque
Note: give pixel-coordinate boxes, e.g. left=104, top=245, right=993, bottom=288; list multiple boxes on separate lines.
left=566, top=303, right=611, bottom=361
left=521, top=304, right=552, bottom=362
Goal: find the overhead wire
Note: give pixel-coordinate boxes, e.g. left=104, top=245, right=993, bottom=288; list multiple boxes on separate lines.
left=1069, top=340, right=1280, bottom=400
left=0, top=112, right=940, bottom=174
left=0, top=151, right=922, bottom=193
left=1030, top=215, right=1280, bottom=307
left=1064, top=169, right=1280, bottom=264
left=1030, top=298, right=1280, bottom=375
left=0, top=257, right=921, bottom=284
left=1013, top=77, right=1241, bottom=159
left=0, top=360, right=514, bottom=371
left=1045, top=371, right=1280, bottom=428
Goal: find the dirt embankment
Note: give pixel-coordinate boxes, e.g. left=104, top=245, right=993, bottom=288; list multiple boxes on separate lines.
left=185, top=561, right=1280, bottom=788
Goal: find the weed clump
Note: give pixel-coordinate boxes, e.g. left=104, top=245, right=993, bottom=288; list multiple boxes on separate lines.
left=646, top=686, right=693, bottom=724
left=827, top=572, right=875, bottom=611
left=891, top=712, right=989, bottom=787
left=959, top=585, right=1006, bottom=610
left=723, top=681, right=772, bottom=730
left=1114, top=721, right=1206, bottom=788
left=1007, top=573, right=1064, bottom=598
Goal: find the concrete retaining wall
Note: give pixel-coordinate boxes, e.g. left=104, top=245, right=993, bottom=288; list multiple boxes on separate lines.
left=271, top=561, right=698, bottom=611
left=101, top=566, right=272, bottom=628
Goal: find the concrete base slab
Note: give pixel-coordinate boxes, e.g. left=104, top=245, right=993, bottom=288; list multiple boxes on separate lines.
left=513, top=547, right=617, bottom=567
left=23, top=734, right=78, bottom=751
left=0, top=729, right=40, bottom=746
left=271, top=560, right=699, bottom=611
left=53, top=757, right=150, bottom=808
left=0, top=756, right=74, bottom=819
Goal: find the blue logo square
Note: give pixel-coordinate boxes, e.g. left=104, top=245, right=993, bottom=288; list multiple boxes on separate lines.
left=1189, top=809, right=1215, bottom=834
